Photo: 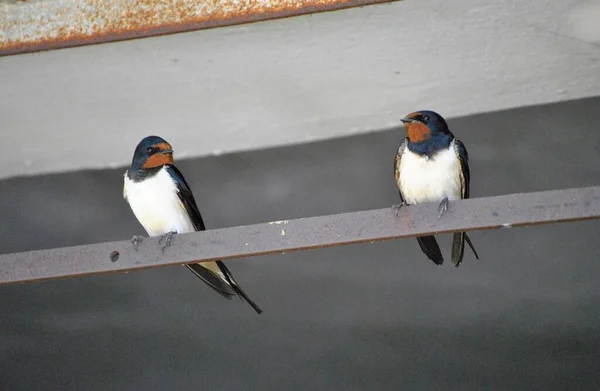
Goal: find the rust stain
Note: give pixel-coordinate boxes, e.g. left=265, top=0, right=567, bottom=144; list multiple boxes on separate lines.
left=0, top=0, right=395, bottom=56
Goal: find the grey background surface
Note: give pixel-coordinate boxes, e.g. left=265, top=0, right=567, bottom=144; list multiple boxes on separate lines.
left=3, top=0, right=600, bottom=179
left=1, top=98, right=599, bottom=390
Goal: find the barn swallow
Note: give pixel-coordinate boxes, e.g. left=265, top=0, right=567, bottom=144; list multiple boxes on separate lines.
left=393, top=110, right=479, bottom=267
left=123, top=136, right=262, bottom=313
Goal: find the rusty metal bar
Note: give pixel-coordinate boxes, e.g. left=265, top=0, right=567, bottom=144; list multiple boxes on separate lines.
left=1, top=186, right=599, bottom=285
left=0, top=0, right=394, bottom=56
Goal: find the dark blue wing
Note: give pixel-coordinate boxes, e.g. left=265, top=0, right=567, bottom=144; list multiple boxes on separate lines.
left=165, top=164, right=206, bottom=231
left=451, top=139, right=479, bottom=265
left=164, top=165, right=263, bottom=313
left=453, top=139, right=470, bottom=199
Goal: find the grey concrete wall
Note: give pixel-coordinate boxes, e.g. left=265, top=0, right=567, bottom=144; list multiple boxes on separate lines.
left=1, top=98, right=599, bottom=390
left=2, top=0, right=600, bottom=179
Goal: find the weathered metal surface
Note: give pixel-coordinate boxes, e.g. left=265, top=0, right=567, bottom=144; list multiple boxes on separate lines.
left=0, top=0, right=393, bottom=56
left=0, top=186, right=599, bottom=285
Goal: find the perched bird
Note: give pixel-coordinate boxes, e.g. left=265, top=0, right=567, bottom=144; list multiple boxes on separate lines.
left=123, top=136, right=262, bottom=313
left=393, top=110, right=479, bottom=266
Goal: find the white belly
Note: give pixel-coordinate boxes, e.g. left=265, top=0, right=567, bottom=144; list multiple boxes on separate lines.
left=398, top=145, right=462, bottom=205
left=123, top=167, right=196, bottom=237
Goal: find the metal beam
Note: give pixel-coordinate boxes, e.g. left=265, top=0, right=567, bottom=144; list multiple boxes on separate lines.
left=0, top=0, right=392, bottom=56
left=1, top=186, right=599, bottom=285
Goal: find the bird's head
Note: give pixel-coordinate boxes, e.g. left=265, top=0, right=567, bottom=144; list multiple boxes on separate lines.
left=131, top=136, right=174, bottom=170
left=400, top=110, right=451, bottom=143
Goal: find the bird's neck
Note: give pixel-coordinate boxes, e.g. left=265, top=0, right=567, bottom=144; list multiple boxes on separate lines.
left=407, top=134, right=453, bottom=158
left=127, top=165, right=165, bottom=182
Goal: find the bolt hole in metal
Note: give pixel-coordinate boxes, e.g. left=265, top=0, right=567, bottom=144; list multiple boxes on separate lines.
left=109, top=251, right=120, bottom=262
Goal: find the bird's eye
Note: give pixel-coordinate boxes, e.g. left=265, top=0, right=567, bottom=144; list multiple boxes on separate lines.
left=146, top=147, right=154, bottom=154
left=422, top=115, right=430, bottom=122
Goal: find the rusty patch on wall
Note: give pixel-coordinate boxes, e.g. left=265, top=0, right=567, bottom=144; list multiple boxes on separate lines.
left=0, top=0, right=394, bottom=56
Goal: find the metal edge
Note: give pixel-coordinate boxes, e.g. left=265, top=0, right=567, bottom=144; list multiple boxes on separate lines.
left=1, top=0, right=394, bottom=56
left=0, top=186, right=599, bottom=285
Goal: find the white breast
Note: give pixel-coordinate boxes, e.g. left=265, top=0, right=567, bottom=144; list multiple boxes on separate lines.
left=123, top=167, right=196, bottom=237
left=398, top=143, right=462, bottom=205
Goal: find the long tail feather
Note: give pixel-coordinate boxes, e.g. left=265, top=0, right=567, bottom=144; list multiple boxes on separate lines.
left=465, top=233, right=479, bottom=259
left=452, top=232, right=479, bottom=267
left=217, top=261, right=263, bottom=314
left=416, top=236, right=444, bottom=265
left=451, top=232, right=465, bottom=267
left=185, top=263, right=235, bottom=299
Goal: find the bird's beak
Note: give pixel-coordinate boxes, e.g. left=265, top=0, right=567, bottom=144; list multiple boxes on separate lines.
left=158, top=149, right=173, bottom=154
left=400, top=117, right=416, bottom=124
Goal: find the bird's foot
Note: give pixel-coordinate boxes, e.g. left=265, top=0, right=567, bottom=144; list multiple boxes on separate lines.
left=158, top=231, right=177, bottom=252
left=438, top=197, right=449, bottom=218
left=131, top=235, right=144, bottom=251
left=392, top=201, right=406, bottom=217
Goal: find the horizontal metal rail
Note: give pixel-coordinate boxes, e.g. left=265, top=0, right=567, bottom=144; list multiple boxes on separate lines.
left=0, top=186, right=599, bottom=285
left=1, top=0, right=393, bottom=56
